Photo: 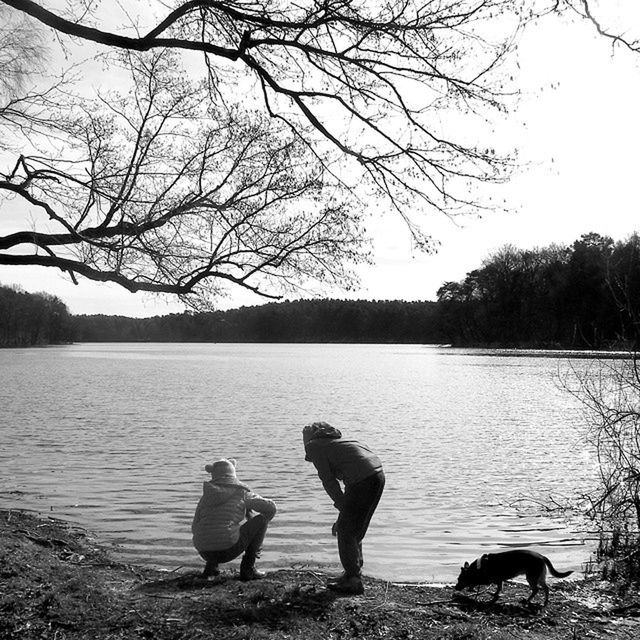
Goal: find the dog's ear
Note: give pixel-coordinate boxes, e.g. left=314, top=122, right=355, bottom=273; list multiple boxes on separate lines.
left=463, top=562, right=469, bottom=570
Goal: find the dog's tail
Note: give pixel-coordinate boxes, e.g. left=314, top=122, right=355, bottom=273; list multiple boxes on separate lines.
left=543, top=557, right=573, bottom=578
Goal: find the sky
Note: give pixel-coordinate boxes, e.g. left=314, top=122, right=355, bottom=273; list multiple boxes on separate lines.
left=2, top=5, right=640, bottom=317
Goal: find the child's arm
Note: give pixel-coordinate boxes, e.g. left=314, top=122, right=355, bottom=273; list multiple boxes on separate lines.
left=245, top=492, right=277, bottom=521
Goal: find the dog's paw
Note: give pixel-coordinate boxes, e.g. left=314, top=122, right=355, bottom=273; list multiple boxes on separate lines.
left=521, top=599, right=544, bottom=612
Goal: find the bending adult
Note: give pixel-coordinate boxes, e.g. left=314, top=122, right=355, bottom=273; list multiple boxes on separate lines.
left=303, top=422, right=385, bottom=595
left=192, top=458, right=276, bottom=580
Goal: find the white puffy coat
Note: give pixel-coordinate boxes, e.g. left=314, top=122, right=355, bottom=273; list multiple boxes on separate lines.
left=191, top=481, right=276, bottom=552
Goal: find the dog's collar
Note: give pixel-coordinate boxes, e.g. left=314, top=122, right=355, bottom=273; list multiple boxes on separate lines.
left=476, top=554, right=489, bottom=571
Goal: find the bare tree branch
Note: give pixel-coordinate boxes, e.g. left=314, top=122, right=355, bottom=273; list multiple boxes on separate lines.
left=1, top=0, right=521, bottom=221
left=1, top=48, right=366, bottom=306
left=0, top=0, right=529, bottom=304
left=556, top=0, right=640, bottom=53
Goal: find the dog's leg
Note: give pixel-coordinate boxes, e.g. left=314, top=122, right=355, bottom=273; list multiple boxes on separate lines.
left=526, top=565, right=548, bottom=607
left=526, top=585, right=538, bottom=605
left=491, top=581, right=503, bottom=603
left=525, top=573, right=540, bottom=606
left=541, top=584, right=549, bottom=607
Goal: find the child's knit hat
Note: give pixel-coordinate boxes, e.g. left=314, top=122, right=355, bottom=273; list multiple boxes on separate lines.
left=205, top=458, right=240, bottom=484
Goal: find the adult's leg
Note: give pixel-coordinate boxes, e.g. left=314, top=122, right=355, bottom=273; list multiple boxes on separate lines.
left=336, top=471, right=385, bottom=577
left=357, top=471, right=385, bottom=541
left=330, top=500, right=365, bottom=594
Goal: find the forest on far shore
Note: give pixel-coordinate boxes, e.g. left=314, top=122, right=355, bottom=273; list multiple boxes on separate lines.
left=2, top=232, right=640, bottom=349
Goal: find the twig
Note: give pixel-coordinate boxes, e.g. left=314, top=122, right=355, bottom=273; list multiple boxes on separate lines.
left=570, top=615, right=610, bottom=625
left=18, top=530, right=70, bottom=548
left=305, top=570, right=325, bottom=584
left=609, top=602, right=640, bottom=615
left=124, top=564, right=145, bottom=580
left=130, top=609, right=153, bottom=624
left=369, top=582, right=391, bottom=610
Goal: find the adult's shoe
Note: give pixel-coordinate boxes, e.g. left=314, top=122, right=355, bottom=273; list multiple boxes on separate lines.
left=327, top=575, right=364, bottom=595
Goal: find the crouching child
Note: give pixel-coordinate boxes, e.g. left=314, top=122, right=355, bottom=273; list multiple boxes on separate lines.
left=192, top=458, right=276, bottom=581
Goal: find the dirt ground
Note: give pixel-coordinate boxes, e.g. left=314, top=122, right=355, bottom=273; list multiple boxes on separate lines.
left=1, top=509, right=639, bottom=639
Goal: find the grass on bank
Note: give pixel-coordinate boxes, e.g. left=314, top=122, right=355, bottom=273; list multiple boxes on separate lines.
left=1, top=509, right=640, bottom=640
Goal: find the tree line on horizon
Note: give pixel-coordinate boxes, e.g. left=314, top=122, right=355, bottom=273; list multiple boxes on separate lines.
left=2, top=231, right=640, bottom=348
left=70, top=299, right=441, bottom=344
left=0, top=285, right=72, bottom=347
left=436, top=232, right=640, bottom=349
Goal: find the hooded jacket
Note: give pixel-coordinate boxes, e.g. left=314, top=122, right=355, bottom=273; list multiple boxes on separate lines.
left=191, top=481, right=276, bottom=552
left=304, top=437, right=383, bottom=509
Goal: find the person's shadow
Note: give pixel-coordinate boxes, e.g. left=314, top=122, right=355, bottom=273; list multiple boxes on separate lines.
left=137, top=571, right=230, bottom=592
left=137, top=571, right=340, bottom=627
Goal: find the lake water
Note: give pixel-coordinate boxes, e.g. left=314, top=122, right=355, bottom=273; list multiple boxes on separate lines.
left=0, top=343, right=599, bottom=582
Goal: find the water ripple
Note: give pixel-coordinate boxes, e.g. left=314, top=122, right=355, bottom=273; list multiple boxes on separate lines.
left=0, top=343, right=597, bottom=581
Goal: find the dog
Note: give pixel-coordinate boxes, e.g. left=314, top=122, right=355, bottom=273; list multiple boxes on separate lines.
left=455, top=549, right=573, bottom=606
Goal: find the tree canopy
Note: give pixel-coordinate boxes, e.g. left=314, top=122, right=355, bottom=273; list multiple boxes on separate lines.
left=0, top=282, right=71, bottom=346
left=0, top=0, right=532, bottom=307
left=0, top=1, right=636, bottom=307
left=437, top=232, right=640, bottom=349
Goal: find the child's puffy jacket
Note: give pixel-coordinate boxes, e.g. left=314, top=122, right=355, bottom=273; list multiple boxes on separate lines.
left=192, top=481, right=276, bottom=552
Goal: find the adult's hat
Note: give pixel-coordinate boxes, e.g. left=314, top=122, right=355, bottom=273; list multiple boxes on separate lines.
left=302, top=422, right=342, bottom=446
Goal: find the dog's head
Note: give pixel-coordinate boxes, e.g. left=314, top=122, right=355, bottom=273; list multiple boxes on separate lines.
left=454, top=557, right=484, bottom=590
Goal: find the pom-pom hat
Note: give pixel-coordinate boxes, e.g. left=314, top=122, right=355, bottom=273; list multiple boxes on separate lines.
left=205, top=458, right=241, bottom=485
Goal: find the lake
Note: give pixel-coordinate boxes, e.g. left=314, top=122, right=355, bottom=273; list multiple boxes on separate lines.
left=0, top=343, right=598, bottom=582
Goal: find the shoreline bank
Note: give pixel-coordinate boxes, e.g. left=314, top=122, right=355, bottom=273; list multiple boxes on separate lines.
left=2, top=508, right=639, bottom=639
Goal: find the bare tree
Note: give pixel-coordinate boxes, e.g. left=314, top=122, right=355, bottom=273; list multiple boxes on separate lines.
left=562, top=355, right=640, bottom=581
left=0, top=3, right=68, bottom=145
left=0, top=3, right=43, bottom=97
left=1, top=0, right=526, bottom=304
left=1, top=47, right=366, bottom=305
left=559, top=236, right=640, bottom=581
left=547, top=0, right=640, bottom=575
left=555, top=0, right=640, bottom=52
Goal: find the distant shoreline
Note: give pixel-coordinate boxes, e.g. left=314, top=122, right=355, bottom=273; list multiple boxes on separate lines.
left=2, top=341, right=636, bottom=358
left=4, top=286, right=638, bottom=350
